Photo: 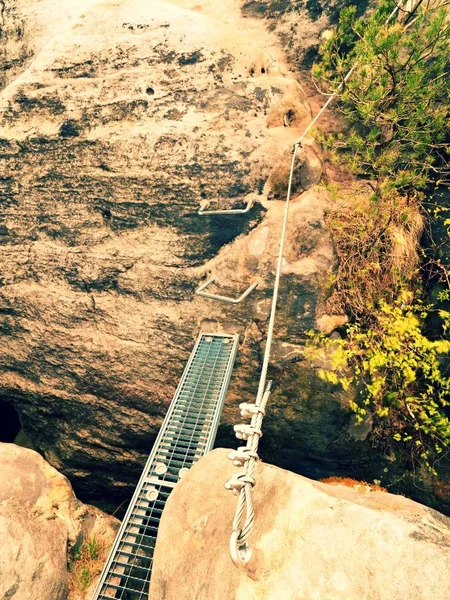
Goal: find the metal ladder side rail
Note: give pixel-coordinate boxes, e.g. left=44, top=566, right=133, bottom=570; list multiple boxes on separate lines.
left=92, top=333, right=239, bottom=600
left=196, top=277, right=258, bottom=304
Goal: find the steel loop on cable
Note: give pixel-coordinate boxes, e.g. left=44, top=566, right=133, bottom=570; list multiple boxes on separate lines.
left=230, top=530, right=253, bottom=567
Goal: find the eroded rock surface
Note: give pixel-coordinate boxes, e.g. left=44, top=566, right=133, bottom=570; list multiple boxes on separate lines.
left=152, top=448, right=450, bottom=600
left=0, top=0, right=342, bottom=509
left=0, top=0, right=96, bottom=91
left=0, top=443, right=118, bottom=600
left=0, top=0, right=446, bottom=515
left=241, top=0, right=371, bottom=69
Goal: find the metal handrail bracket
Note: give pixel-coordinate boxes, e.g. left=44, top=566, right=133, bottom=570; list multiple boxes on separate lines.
left=196, top=277, right=258, bottom=304
left=198, top=197, right=255, bottom=216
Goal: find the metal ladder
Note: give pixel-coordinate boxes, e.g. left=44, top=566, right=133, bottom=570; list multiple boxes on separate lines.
left=91, top=333, right=239, bottom=600
left=195, top=195, right=259, bottom=304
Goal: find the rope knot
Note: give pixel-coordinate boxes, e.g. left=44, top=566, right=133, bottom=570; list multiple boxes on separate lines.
left=224, top=472, right=255, bottom=495
left=233, top=423, right=262, bottom=440
left=228, top=447, right=259, bottom=466
left=239, top=402, right=265, bottom=419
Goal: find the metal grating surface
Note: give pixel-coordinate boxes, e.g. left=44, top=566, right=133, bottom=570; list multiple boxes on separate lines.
left=92, top=333, right=239, bottom=600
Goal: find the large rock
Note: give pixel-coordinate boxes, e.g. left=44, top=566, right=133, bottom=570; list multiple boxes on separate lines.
left=151, top=448, right=450, bottom=600
left=0, top=443, right=118, bottom=600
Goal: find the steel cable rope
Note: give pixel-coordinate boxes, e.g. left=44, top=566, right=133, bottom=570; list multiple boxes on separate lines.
left=225, top=0, right=414, bottom=567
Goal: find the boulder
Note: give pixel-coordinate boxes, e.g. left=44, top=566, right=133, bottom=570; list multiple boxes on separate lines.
left=0, top=443, right=118, bottom=600
left=151, top=448, right=450, bottom=600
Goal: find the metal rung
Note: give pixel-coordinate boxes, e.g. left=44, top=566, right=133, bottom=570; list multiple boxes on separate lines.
left=166, top=416, right=212, bottom=427
left=176, top=391, right=222, bottom=400
left=157, top=442, right=198, bottom=453
left=158, top=440, right=206, bottom=452
left=125, top=508, right=161, bottom=522
left=162, top=428, right=208, bottom=440
left=124, top=522, right=158, bottom=543
left=156, top=444, right=198, bottom=454
left=198, top=197, right=255, bottom=215
left=154, top=456, right=193, bottom=467
left=101, top=581, right=147, bottom=594
left=196, top=277, right=258, bottom=304
left=114, top=550, right=152, bottom=562
left=154, top=454, right=196, bottom=466
left=117, top=541, right=154, bottom=554
left=107, top=572, right=149, bottom=586
left=165, top=433, right=208, bottom=444
left=136, top=498, right=164, bottom=511
left=168, top=410, right=213, bottom=420
left=110, top=553, right=152, bottom=573
left=143, top=477, right=176, bottom=489
left=171, top=407, right=215, bottom=417
left=134, top=497, right=164, bottom=511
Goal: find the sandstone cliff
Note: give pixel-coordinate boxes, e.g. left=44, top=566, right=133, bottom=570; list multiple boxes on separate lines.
left=0, top=0, right=446, bottom=515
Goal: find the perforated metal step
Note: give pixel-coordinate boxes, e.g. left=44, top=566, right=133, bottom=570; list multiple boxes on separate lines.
left=91, top=333, right=239, bottom=600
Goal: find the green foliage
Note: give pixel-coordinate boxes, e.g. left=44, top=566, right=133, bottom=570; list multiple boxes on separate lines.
left=311, top=293, right=450, bottom=472
left=422, top=191, right=450, bottom=294
left=310, top=2, right=450, bottom=471
left=68, top=535, right=104, bottom=594
left=313, top=1, right=450, bottom=194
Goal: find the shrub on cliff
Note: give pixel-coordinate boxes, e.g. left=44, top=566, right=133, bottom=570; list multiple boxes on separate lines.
left=312, top=293, right=450, bottom=473
left=313, top=0, right=450, bottom=196
left=310, top=0, right=450, bottom=471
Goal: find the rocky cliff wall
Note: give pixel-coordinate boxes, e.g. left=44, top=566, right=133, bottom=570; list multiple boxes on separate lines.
left=0, top=0, right=446, bottom=515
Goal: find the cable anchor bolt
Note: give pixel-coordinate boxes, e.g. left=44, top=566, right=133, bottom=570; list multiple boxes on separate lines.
left=227, top=447, right=259, bottom=466
left=239, top=402, right=265, bottom=419
left=233, top=424, right=262, bottom=441
left=224, top=472, right=255, bottom=495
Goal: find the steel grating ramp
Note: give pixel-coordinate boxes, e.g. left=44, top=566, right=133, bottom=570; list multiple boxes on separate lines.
left=91, top=332, right=239, bottom=600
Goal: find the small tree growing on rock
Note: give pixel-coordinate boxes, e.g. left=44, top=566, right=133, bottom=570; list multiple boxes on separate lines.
left=313, top=0, right=450, bottom=196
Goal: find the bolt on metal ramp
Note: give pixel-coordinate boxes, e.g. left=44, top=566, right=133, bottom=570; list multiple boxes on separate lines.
left=91, top=332, right=239, bottom=600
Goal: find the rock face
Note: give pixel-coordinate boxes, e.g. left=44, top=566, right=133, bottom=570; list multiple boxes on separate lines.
left=0, top=0, right=100, bottom=91
left=151, top=448, right=450, bottom=600
left=0, top=0, right=446, bottom=515
left=240, top=0, right=371, bottom=69
left=0, top=443, right=118, bottom=600
left=0, top=0, right=342, bottom=509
